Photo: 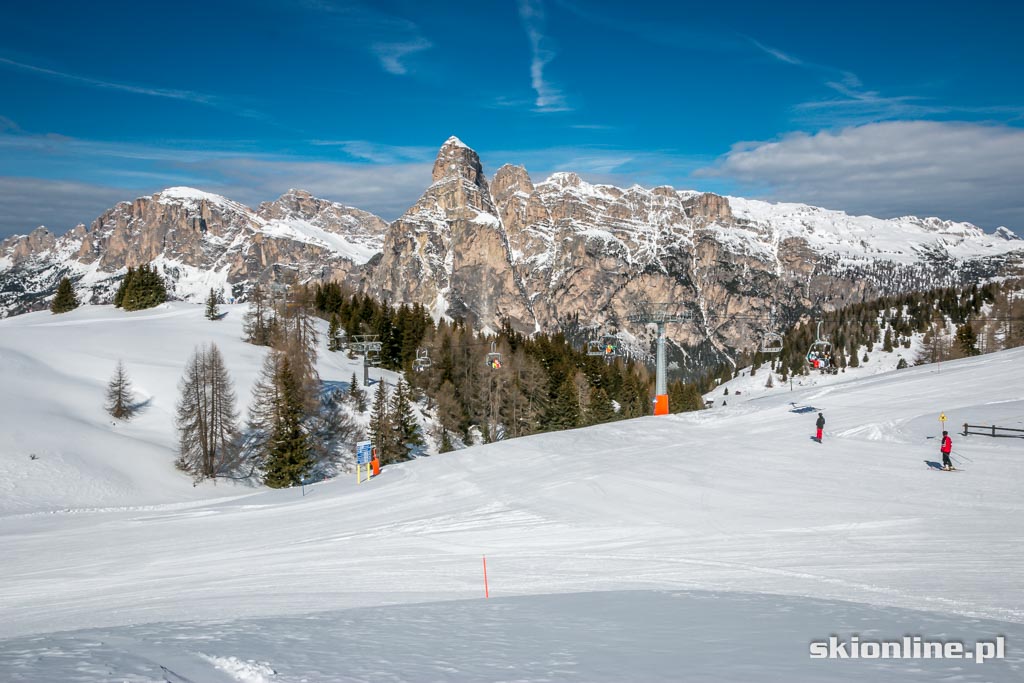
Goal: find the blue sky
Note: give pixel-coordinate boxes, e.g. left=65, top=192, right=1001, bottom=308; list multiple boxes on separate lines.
left=2, top=0, right=1023, bottom=238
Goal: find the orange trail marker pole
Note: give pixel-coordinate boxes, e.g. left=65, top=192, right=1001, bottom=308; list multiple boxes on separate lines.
left=482, top=555, right=489, bottom=599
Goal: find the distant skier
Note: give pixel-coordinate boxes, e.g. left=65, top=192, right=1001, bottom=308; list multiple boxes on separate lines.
left=941, top=431, right=953, bottom=470
left=815, top=412, right=825, bottom=442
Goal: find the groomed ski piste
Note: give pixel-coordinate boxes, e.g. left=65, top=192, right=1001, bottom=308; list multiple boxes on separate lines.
left=1, top=303, right=1023, bottom=682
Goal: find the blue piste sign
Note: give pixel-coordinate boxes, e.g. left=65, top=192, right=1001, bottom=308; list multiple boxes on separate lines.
left=356, top=441, right=373, bottom=465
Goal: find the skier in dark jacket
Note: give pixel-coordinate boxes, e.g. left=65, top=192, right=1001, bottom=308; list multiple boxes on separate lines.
left=815, top=413, right=825, bottom=442
left=941, top=431, right=953, bottom=470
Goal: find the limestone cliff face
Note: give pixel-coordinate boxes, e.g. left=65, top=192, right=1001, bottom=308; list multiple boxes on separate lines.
left=367, top=138, right=1024, bottom=355
left=0, top=188, right=388, bottom=317
left=367, top=137, right=527, bottom=330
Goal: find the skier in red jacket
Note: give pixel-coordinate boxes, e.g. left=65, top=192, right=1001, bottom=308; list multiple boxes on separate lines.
left=940, top=431, right=953, bottom=470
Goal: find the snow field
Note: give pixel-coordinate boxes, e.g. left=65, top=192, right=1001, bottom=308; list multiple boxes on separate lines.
left=1, top=304, right=1023, bottom=680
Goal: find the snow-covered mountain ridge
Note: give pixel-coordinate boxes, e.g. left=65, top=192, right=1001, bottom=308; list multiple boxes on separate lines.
left=367, top=137, right=1024, bottom=359
left=0, top=188, right=388, bottom=317
left=3, top=138, right=1022, bottom=364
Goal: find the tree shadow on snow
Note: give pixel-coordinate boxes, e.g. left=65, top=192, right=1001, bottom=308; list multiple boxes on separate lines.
left=129, top=396, right=154, bottom=416
left=320, top=380, right=348, bottom=397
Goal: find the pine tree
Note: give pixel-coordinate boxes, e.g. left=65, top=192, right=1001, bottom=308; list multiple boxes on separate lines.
left=368, top=381, right=394, bottom=463
left=435, top=379, right=464, bottom=438
left=50, top=277, right=79, bottom=314
left=390, top=379, right=424, bottom=460
left=882, top=327, right=893, bottom=352
left=271, top=285, right=319, bottom=411
left=120, top=264, right=167, bottom=311
left=205, top=288, right=221, bottom=321
left=955, top=323, right=980, bottom=356
left=113, top=267, right=135, bottom=308
left=175, top=343, right=240, bottom=479
left=348, top=372, right=368, bottom=412
left=438, top=428, right=455, bottom=453
left=245, top=351, right=285, bottom=468
left=105, top=360, right=137, bottom=420
left=586, top=385, right=615, bottom=424
left=263, top=356, right=313, bottom=488
left=679, top=383, right=706, bottom=412
left=543, top=375, right=581, bottom=430
left=327, top=314, right=343, bottom=351
left=242, top=283, right=274, bottom=346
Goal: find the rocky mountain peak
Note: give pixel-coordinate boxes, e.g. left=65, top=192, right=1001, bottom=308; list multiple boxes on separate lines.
left=1, top=226, right=57, bottom=262
left=431, top=136, right=486, bottom=187
left=544, top=171, right=583, bottom=189
left=258, top=189, right=323, bottom=219
left=491, top=164, right=535, bottom=199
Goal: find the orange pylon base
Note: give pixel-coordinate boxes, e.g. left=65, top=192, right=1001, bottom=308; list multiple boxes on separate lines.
left=653, top=394, right=669, bottom=415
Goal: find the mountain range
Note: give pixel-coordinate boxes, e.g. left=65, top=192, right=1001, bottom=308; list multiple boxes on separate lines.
left=3, top=136, right=1022, bottom=357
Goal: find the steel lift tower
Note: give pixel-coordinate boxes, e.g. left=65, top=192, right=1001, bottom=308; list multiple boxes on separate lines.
left=627, top=303, right=691, bottom=415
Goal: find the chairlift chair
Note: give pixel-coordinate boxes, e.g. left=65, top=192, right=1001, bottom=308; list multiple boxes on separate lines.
left=486, top=341, right=502, bottom=370
left=587, top=333, right=620, bottom=361
left=760, top=332, right=784, bottom=354
left=805, top=321, right=833, bottom=370
left=365, top=341, right=382, bottom=366
left=413, top=347, right=432, bottom=372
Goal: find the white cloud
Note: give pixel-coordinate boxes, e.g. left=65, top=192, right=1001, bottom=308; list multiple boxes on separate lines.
left=371, top=38, right=432, bottom=75
left=310, top=139, right=434, bottom=164
left=293, top=1, right=431, bottom=76
left=696, top=121, right=1024, bottom=232
left=199, top=158, right=433, bottom=219
left=0, top=57, right=267, bottom=120
left=0, top=177, right=136, bottom=236
left=748, top=39, right=803, bottom=66
left=517, top=0, right=570, bottom=112
left=0, top=157, right=435, bottom=240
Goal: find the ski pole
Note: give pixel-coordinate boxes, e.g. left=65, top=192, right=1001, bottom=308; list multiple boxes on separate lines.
left=951, top=450, right=973, bottom=463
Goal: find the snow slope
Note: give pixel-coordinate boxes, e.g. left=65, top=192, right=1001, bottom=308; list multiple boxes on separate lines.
left=1, top=307, right=1023, bottom=681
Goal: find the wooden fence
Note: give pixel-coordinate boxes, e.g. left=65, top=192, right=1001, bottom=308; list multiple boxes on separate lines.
left=962, top=423, right=1024, bottom=438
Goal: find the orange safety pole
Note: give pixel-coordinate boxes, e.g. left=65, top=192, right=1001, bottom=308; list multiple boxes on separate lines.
left=482, top=555, right=489, bottom=599
left=653, top=394, right=669, bottom=415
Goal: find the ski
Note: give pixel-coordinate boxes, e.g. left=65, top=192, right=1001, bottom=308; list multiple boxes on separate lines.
left=924, top=460, right=963, bottom=472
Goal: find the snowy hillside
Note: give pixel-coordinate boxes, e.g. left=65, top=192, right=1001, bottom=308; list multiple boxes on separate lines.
left=0, top=303, right=397, bottom=514
left=703, top=333, right=925, bottom=406
left=1, top=307, right=1024, bottom=681
left=727, top=195, right=1021, bottom=265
